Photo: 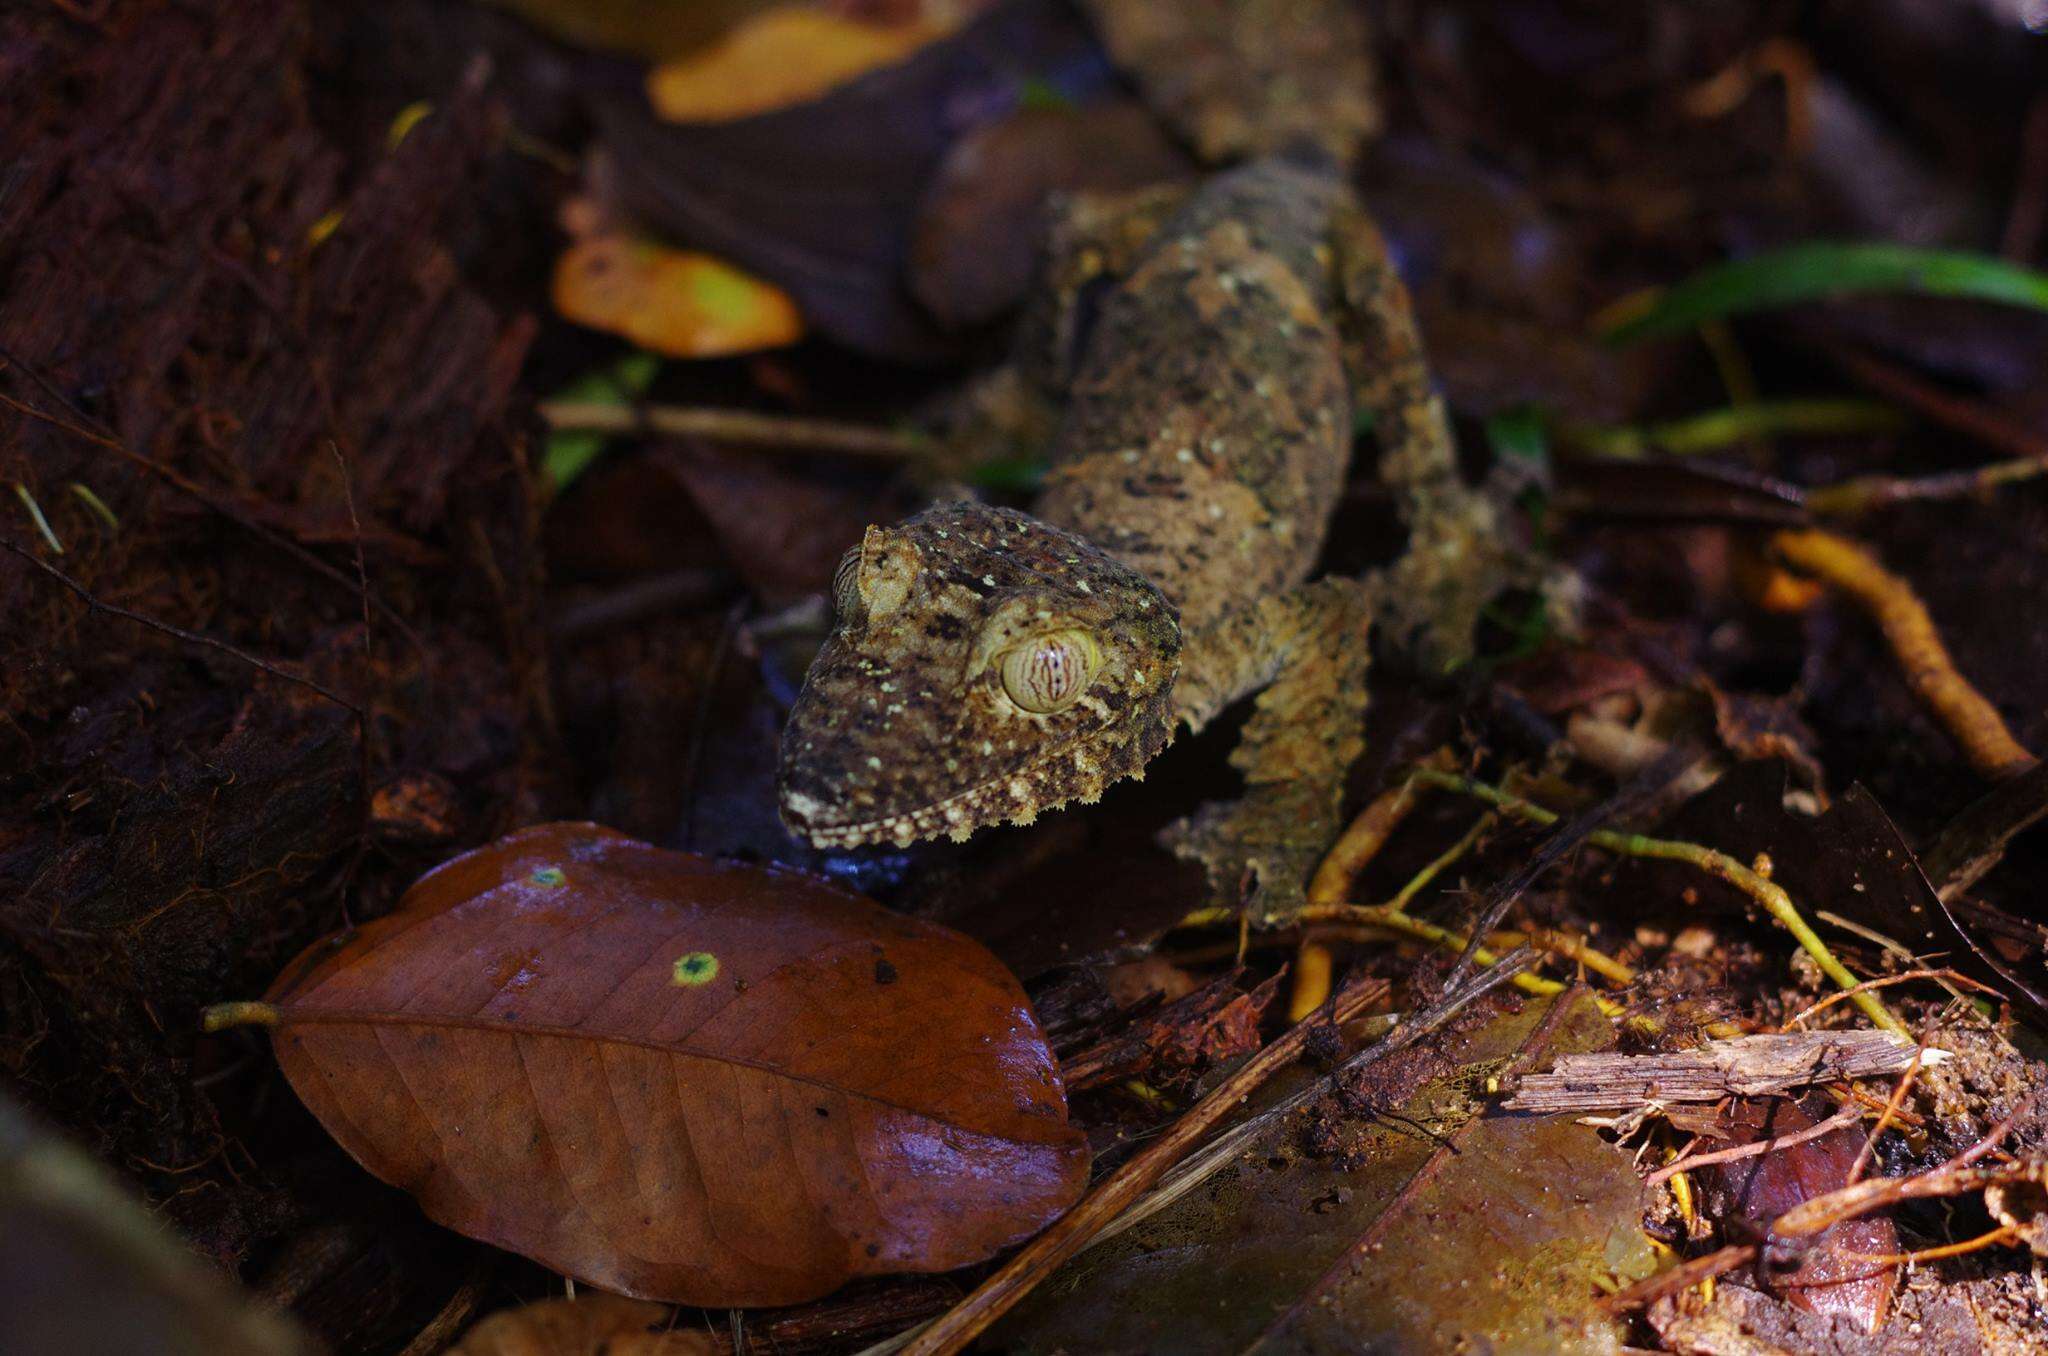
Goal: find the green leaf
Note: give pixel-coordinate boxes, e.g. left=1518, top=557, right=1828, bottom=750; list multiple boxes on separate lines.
left=1484, top=407, right=1550, bottom=469
left=541, top=351, right=662, bottom=491
left=1605, top=242, right=2048, bottom=344
left=1564, top=398, right=1906, bottom=458
left=966, top=456, right=1049, bottom=494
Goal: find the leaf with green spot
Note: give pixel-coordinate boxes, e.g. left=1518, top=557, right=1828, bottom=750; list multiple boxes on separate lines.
left=229, top=823, right=1086, bottom=1306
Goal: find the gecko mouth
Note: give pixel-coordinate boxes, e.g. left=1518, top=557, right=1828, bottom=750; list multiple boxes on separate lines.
left=778, top=701, right=1178, bottom=851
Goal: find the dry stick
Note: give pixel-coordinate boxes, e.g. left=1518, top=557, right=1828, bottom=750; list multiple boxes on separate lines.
left=1603, top=1243, right=1759, bottom=1314
left=1412, top=768, right=1907, bottom=1034
left=1848, top=1025, right=1936, bottom=1184
left=896, top=975, right=1390, bottom=1356
left=2, top=539, right=361, bottom=718
left=539, top=400, right=930, bottom=460
left=1772, top=527, right=2037, bottom=781
left=1771, top=1096, right=2032, bottom=1240
left=1828, top=344, right=2048, bottom=469
left=1644, top=1106, right=1863, bottom=1187
left=1782, top=969, right=2002, bottom=1029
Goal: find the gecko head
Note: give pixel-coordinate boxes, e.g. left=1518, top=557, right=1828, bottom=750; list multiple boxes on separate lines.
left=777, top=501, right=1182, bottom=849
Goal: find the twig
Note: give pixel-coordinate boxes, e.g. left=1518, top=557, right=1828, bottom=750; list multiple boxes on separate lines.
left=1771, top=1097, right=2032, bottom=1239
left=896, top=975, right=1389, bottom=1356
left=1507, top=1031, right=1925, bottom=1114
left=1771, top=527, right=2035, bottom=780
left=540, top=400, right=931, bottom=460
left=1602, top=1243, right=1759, bottom=1313
left=1305, top=752, right=1451, bottom=906
left=1827, top=345, right=2048, bottom=468
left=2, top=538, right=362, bottom=718
left=1287, top=939, right=1334, bottom=1021
left=1807, top=457, right=2048, bottom=517
left=1412, top=769, right=1906, bottom=1033
left=1849, top=1026, right=1934, bottom=1183
left=1848, top=1224, right=2020, bottom=1268
left=1084, top=956, right=1534, bottom=1254
left=1645, top=1106, right=1862, bottom=1186
left=1444, top=748, right=1696, bottom=997
left=1782, top=968, right=2003, bottom=1028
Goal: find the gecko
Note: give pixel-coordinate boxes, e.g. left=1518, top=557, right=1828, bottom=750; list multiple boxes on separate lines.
left=775, top=158, right=1505, bottom=922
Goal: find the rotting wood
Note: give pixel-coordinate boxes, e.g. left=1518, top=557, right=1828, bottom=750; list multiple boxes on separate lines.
left=1504, top=1031, right=1936, bottom=1112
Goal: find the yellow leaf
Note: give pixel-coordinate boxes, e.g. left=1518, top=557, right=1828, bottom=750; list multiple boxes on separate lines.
left=646, top=7, right=946, bottom=123
left=552, top=234, right=804, bottom=358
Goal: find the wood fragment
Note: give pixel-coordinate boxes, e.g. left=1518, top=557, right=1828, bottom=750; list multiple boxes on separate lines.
left=1504, top=1031, right=1933, bottom=1112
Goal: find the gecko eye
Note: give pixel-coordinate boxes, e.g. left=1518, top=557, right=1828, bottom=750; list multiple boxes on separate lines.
left=830, top=548, right=864, bottom=626
left=998, top=630, right=1099, bottom=714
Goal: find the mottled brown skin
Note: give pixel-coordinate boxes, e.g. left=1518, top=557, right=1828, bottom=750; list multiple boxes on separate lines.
left=779, top=160, right=1498, bottom=919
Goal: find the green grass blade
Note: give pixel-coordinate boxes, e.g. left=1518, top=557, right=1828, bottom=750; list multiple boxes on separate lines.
left=1605, top=242, right=2048, bottom=344
left=542, top=351, right=662, bottom=490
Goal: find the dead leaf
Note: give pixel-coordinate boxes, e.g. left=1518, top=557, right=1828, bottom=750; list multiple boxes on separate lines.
left=552, top=235, right=804, bottom=357
left=449, top=1294, right=711, bottom=1355
left=1698, top=1098, right=1897, bottom=1333
left=998, top=992, right=1657, bottom=1353
left=248, top=823, right=1089, bottom=1306
left=597, top=0, right=1105, bottom=362
left=648, top=8, right=949, bottom=123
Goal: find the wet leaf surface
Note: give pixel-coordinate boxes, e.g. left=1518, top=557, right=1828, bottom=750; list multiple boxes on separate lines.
left=254, top=823, right=1088, bottom=1306
left=996, top=992, right=1657, bottom=1354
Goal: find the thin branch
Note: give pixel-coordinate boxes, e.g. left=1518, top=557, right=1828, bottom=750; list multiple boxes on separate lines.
left=540, top=400, right=931, bottom=460
left=1645, top=1106, right=1863, bottom=1186
left=2, top=537, right=361, bottom=717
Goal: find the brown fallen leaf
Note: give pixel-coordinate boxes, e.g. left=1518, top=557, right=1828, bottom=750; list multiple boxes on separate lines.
left=448, top=1294, right=711, bottom=1355
left=1698, top=1098, right=1898, bottom=1334
left=220, top=823, right=1089, bottom=1306
left=647, top=7, right=951, bottom=123
left=552, top=234, right=804, bottom=358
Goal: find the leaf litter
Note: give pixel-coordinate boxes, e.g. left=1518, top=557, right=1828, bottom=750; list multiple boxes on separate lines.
left=9, top=3, right=2048, bottom=1355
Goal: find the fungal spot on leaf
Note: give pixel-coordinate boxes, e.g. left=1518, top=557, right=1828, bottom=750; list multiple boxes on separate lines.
left=530, top=867, right=567, bottom=887
left=672, top=951, right=720, bottom=986
left=874, top=957, right=899, bottom=985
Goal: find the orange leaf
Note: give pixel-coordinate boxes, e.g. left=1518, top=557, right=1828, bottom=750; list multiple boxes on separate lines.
left=552, top=235, right=803, bottom=358
left=646, top=8, right=946, bottom=123
left=252, top=823, right=1088, bottom=1306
